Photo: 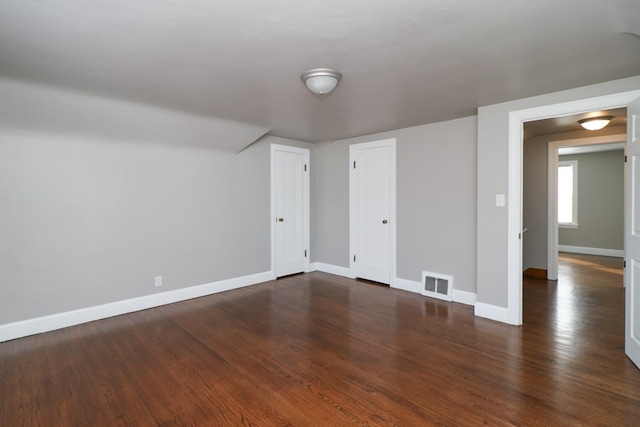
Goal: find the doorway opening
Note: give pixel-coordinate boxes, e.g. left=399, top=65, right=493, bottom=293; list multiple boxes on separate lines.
left=521, top=115, right=627, bottom=337
left=522, top=112, right=626, bottom=282
left=507, top=90, right=640, bottom=326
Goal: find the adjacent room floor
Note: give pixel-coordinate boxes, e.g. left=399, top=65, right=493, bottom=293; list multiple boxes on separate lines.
left=1, top=253, right=638, bottom=425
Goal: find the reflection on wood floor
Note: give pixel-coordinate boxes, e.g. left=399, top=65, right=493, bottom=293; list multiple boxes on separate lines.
left=522, top=251, right=633, bottom=421
left=557, top=252, right=624, bottom=288
left=1, top=254, right=638, bottom=425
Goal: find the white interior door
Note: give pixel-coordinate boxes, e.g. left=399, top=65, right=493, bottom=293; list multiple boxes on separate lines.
left=350, top=139, right=396, bottom=284
left=625, top=97, right=640, bottom=368
left=272, top=144, right=309, bottom=278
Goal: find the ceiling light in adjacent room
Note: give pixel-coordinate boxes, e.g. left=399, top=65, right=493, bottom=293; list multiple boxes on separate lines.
left=578, top=116, right=613, bottom=131
left=301, top=68, right=342, bottom=95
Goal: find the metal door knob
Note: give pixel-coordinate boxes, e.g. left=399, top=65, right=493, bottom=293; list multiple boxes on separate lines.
left=278, top=218, right=284, bottom=222
left=382, top=219, right=388, bottom=224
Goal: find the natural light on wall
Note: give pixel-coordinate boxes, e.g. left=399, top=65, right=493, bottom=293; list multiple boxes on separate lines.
left=558, top=160, right=578, bottom=227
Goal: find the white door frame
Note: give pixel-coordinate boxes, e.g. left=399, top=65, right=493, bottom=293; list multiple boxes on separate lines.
left=546, top=134, right=626, bottom=280
left=349, top=138, right=397, bottom=284
left=508, top=89, right=640, bottom=325
left=270, top=144, right=310, bottom=278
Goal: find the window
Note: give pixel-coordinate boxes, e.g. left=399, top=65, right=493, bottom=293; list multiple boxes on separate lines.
left=558, top=160, right=578, bottom=227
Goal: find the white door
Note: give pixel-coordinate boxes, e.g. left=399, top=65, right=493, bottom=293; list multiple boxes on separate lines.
left=271, top=144, right=309, bottom=278
left=350, top=139, right=396, bottom=284
left=626, top=97, right=640, bottom=368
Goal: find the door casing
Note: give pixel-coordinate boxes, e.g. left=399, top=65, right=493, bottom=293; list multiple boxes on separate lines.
left=507, top=90, right=640, bottom=325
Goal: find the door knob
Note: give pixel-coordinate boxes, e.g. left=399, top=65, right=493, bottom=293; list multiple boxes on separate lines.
left=382, top=219, right=388, bottom=224
left=278, top=218, right=284, bottom=222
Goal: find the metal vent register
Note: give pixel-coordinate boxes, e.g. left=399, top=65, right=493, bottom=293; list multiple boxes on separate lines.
left=421, top=271, right=453, bottom=302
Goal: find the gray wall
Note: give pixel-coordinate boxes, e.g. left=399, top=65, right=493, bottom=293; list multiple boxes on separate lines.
left=315, top=116, right=478, bottom=293
left=314, top=141, right=350, bottom=267
left=477, top=75, right=640, bottom=309
left=4, top=72, right=640, bottom=326
left=558, top=149, right=624, bottom=250
left=0, top=77, right=313, bottom=325
left=522, top=127, right=626, bottom=270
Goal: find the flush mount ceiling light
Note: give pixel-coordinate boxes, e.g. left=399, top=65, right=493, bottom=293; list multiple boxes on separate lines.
left=301, top=68, right=342, bottom=95
left=578, top=116, right=613, bottom=131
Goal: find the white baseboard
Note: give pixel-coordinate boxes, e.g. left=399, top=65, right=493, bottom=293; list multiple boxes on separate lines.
left=393, top=277, right=477, bottom=306
left=559, top=245, right=624, bottom=258
left=392, top=278, right=422, bottom=293
left=474, top=302, right=510, bottom=324
left=312, top=265, right=479, bottom=308
left=0, top=271, right=274, bottom=343
left=314, top=263, right=354, bottom=278
left=453, top=289, right=477, bottom=306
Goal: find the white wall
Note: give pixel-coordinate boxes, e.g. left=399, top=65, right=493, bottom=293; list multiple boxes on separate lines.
left=0, top=77, right=313, bottom=328
left=315, top=116, right=478, bottom=294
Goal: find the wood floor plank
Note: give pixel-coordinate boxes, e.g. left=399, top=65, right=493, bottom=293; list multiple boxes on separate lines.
left=2, top=253, right=640, bottom=425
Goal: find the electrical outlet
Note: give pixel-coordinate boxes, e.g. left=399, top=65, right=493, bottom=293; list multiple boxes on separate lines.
left=155, top=276, right=162, bottom=287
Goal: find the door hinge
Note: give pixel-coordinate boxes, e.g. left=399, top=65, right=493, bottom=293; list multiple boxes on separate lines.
left=304, top=164, right=307, bottom=171
left=353, top=161, right=356, bottom=169
left=624, top=260, right=626, bottom=268
left=625, top=155, right=627, bottom=163
left=305, top=249, right=307, bottom=258
left=353, top=254, right=356, bottom=262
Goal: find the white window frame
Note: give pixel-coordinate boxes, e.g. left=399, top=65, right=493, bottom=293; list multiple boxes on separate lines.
left=558, top=160, right=578, bottom=228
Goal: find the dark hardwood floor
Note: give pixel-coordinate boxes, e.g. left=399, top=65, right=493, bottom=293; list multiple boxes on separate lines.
left=2, top=253, right=639, bottom=426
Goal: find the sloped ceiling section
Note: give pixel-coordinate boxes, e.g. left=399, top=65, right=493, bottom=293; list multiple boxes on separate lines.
left=0, top=1, right=639, bottom=143
left=0, top=77, right=270, bottom=152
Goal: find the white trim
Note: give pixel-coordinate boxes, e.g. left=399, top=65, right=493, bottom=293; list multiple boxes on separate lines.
left=547, top=134, right=626, bottom=280
left=349, top=138, right=397, bottom=285
left=0, top=271, right=273, bottom=343
left=508, top=89, right=640, bottom=326
left=392, top=277, right=422, bottom=293
left=301, top=264, right=478, bottom=306
left=559, top=245, right=624, bottom=258
left=393, top=277, right=477, bottom=306
left=453, top=289, right=477, bottom=306
left=315, top=263, right=354, bottom=278
left=475, top=302, right=511, bottom=324
left=508, top=110, right=524, bottom=325
left=271, top=144, right=311, bottom=277
left=559, top=223, right=579, bottom=229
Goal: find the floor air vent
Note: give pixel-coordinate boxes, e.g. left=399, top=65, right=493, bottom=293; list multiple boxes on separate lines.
left=421, top=271, right=453, bottom=302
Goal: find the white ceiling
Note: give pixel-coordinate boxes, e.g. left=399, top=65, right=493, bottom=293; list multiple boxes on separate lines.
left=1, top=0, right=639, bottom=142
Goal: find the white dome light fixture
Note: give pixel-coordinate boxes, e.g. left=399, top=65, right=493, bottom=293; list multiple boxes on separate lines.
left=579, top=116, right=613, bottom=131
left=301, top=68, right=342, bottom=95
